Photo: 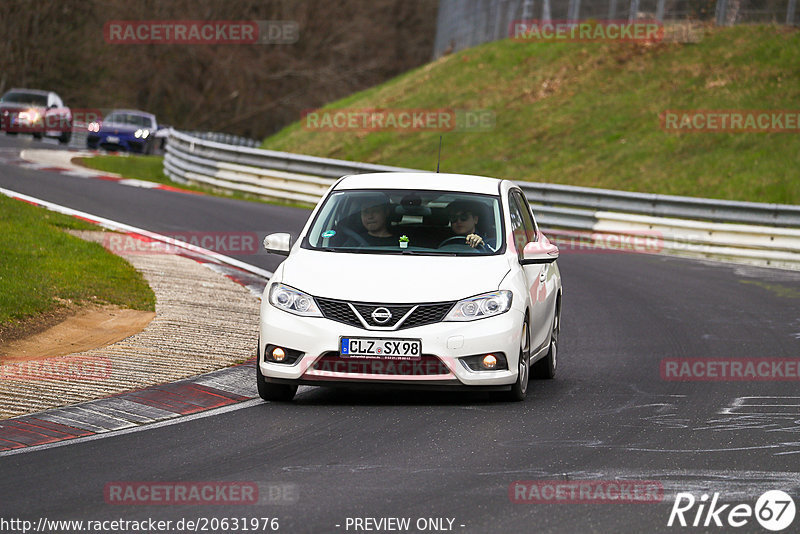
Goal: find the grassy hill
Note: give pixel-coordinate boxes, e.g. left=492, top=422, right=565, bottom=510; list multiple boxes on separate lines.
left=262, top=25, right=800, bottom=205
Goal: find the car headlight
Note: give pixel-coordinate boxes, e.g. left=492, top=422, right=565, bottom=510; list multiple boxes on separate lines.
left=20, top=110, right=40, bottom=122
left=444, top=290, right=512, bottom=321
left=268, top=283, right=322, bottom=317
left=141, top=129, right=149, bottom=138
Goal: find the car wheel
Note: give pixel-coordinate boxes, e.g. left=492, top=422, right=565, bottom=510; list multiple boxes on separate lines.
left=32, top=132, right=42, bottom=140
left=503, top=317, right=530, bottom=401
left=532, top=301, right=559, bottom=379
left=59, top=131, right=71, bottom=144
left=255, top=338, right=297, bottom=402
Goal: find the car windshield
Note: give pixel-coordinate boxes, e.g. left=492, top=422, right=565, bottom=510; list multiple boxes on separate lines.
left=105, top=112, right=154, bottom=128
left=1, top=91, right=47, bottom=106
left=304, top=189, right=504, bottom=255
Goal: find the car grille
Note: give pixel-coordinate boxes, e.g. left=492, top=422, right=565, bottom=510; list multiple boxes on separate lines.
left=315, top=298, right=454, bottom=330
left=311, top=353, right=450, bottom=376
left=352, top=304, right=414, bottom=327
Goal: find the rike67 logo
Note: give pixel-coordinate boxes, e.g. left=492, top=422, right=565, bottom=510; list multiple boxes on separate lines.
left=668, top=490, right=795, bottom=531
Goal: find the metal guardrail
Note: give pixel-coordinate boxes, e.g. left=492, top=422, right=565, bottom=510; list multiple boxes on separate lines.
left=517, top=182, right=800, bottom=227
left=163, top=129, right=800, bottom=270
left=181, top=130, right=260, bottom=148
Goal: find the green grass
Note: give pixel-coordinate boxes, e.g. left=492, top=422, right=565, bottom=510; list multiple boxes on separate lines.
left=77, top=154, right=197, bottom=189
left=262, top=25, right=800, bottom=205
left=0, top=194, right=155, bottom=336
left=79, top=155, right=312, bottom=208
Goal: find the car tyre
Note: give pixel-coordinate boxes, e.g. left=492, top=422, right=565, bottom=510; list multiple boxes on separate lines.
left=532, top=301, right=559, bottom=380
left=59, top=131, right=71, bottom=144
left=256, top=338, right=297, bottom=402
left=502, top=317, right=530, bottom=402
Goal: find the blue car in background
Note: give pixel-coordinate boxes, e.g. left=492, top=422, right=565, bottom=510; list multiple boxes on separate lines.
left=87, top=109, right=160, bottom=154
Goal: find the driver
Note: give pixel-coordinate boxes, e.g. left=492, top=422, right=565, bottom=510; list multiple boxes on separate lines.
left=445, top=200, right=485, bottom=248
left=342, top=194, right=397, bottom=246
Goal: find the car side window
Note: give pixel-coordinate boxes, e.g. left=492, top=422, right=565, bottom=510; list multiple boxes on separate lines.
left=507, top=193, right=528, bottom=259
left=512, top=191, right=537, bottom=243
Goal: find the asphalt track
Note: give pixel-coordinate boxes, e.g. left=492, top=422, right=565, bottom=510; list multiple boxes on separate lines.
left=1, top=134, right=799, bottom=533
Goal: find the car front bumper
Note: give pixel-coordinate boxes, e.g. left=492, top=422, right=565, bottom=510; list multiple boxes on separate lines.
left=258, top=301, right=524, bottom=388
left=89, top=134, right=148, bottom=153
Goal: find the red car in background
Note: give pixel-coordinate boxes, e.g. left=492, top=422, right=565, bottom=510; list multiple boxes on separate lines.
left=0, top=88, right=72, bottom=144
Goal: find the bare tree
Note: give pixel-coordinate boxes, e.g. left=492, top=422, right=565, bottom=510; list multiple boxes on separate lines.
left=0, top=0, right=438, bottom=138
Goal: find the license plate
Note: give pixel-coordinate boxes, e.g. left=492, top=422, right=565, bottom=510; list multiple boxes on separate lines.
left=106, top=135, right=119, bottom=143
left=340, top=337, right=421, bottom=360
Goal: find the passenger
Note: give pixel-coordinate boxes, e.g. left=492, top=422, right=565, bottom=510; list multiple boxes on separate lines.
left=444, top=200, right=486, bottom=249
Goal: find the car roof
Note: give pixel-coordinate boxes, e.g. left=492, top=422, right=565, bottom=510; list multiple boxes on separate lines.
left=335, top=172, right=505, bottom=195
left=107, top=109, right=156, bottom=118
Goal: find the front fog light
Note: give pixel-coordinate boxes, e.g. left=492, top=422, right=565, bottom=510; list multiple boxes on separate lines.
left=264, top=344, right=303, bottom=364
left=460, top=352, right=508, bottom=371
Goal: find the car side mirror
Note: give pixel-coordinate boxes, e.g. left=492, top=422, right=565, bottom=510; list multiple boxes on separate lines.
left=263, top=232, right=292, bottom=256
left=520, top=238, right=559, bottom=265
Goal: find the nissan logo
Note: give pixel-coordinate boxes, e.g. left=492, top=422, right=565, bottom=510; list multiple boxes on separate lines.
left=371, top=307, right=392, bottom=324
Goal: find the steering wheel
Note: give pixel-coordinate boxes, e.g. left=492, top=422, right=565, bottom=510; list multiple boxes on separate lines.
left=338, top=226, right=370, bottom=246
left=437, top=236, right=487, bottom=251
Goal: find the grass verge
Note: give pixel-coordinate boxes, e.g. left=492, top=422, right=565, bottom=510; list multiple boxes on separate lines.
left=0, top=194, right=156, bottom=344
left=261, top=25, right=800, bottom=205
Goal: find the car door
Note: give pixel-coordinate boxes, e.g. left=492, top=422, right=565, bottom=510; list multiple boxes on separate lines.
left=509, top=190, right=552, bottom=352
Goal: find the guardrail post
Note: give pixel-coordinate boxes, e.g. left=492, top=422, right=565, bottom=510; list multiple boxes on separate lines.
left=628, top=0, right=640, bottom=21
left=567, top=0, right=581, bottom=21
left=542, top=0, right=552, bottom=21
left=715, top=0, right=729, bottom=25
left=656, top=0, right=666, bottom=22
left=522, top=0, right=535, bottom=20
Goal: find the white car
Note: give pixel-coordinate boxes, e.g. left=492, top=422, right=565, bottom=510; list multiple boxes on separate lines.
left=258, top=172, right=562, bottom=401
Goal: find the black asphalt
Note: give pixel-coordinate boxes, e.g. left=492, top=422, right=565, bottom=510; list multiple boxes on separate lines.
left=1, top=134, right=799, bottom=533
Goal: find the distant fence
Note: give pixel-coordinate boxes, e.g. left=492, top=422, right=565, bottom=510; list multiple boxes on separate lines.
left=434, top=0, right=798, bottom=56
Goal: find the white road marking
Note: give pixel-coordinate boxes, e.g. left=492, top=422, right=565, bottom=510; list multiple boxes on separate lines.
left=118, top=178, right=160, bottom=188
